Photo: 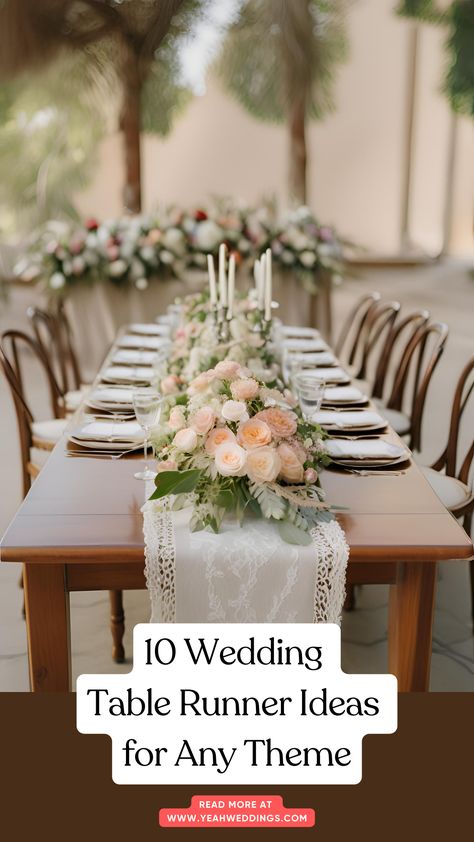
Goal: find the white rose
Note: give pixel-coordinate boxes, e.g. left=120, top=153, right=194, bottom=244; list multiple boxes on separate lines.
left=135, top=277, right=148, bottom=291
left=300, top=250, right=316, bottom=268
left=62, top=260, right=73, bottom=275
left=173, top=427, right=198, bottom=453
left=108, top=259, right=127, bottom=277
left=83, top=249, right=99, bottom=266
left=246, top=446, right=281, bottom=484
left=214, top=442, right=247, bottom=477
left=140, top=245, right=156, bottom=263
left=162, top=227, right=186, bottom=256
left=281, top=249, right=295, bottom=265
left=190, top=405, right=216, bottom=436
left=50, top=272, right=65, bottom=290
left=221, top=400, right=249, bottom=423
left=168, top=406, right=186, bottom=431
left=85, top=233, right=98, bottom=249
left=194, top=219, right=223, bottom=252
left=159, top=249, right=174, bottom=265
left=130, top=258, right=145, bottom=279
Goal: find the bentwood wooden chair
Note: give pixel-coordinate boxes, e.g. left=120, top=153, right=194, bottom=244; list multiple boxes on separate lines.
left=335, top=292, right=381, bottom=369
left=336, top=295, right=401, bottom=382
left=417, top=356, right=474, bottom=625
left=374, top=321, right=449, bottom=453
left=28, top=303, right=85, bottom=413
left=371, top=309, right=430, bottom=400
left=0, top=332, right=125, bottom=663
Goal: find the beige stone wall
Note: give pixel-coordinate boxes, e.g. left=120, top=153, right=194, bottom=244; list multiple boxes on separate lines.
left=76, top=0, right=473, bottom=257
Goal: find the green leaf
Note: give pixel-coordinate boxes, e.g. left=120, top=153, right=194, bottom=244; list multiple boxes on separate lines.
left=277, top=520, right=313, bottom=546
left=215, top=489, right=235, bottom=511
left=150, top=469, right=201, bottom=500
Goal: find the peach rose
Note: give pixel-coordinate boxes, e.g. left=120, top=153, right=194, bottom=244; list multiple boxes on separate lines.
left=214, top=360, right=243, bottom=381
left=237, top=418, right=272, bottom=450
left=156, top=459, right=178, bottom=473
left=255, top=407, right=298, bottom=439
left=231, top=377, right=260, bottom=401
left=190, top=405, right=216, bottom=436
left=161, top=375, right=179, bottom=395
left=277, top=442, right=304, bottom=483
left=205, top=426, right=236, bottom=455
left=172, top=427, right=198, bottom=453
left=214, top=441, right=247, bottom=477
left=188, top=371, right=214, bottom=395
left=245, top=446, right=281, bottom=484
left=221, top=399, right=249, bottom=423
left=168, top=406, right=186, bottom=431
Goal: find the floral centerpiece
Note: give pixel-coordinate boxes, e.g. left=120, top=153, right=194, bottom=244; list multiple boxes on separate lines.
left=150, top=359, right=331, bottom=546
left=16, top=201, right=344, bottom=296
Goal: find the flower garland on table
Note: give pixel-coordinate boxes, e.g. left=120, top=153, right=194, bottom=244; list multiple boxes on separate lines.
left=15, top=203, right=344, bottom=295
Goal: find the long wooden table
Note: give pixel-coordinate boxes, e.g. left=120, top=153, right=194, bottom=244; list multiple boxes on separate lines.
left=1, top=431, right=472, bottom=692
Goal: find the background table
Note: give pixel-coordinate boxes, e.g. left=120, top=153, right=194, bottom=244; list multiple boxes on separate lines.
left=1, top=432, right=472, bottom=692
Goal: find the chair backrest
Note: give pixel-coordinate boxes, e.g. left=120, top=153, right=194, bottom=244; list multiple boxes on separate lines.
left=352, top=299, right=401, bottom=381
left=386, top=321, right=449, bottom=452
left=372, top=309, right=430, bottom=400
left=432, top=356, right=474, bottom=486
left=0, top=345, right=35, bottom=497
left=0, top=329, right=64, bottom=421
left=28, top=302, right=82, bottom=394
left=334, top=291, right=381, bottom=362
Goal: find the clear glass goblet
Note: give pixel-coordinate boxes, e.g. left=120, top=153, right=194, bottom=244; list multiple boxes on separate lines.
left=132, top=388, right=162, bottom=480
left=296, top=376, right=326, bottom=423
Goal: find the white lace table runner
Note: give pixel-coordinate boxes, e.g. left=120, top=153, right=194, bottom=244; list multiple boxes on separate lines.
left=143, top=492, right=349, bottom=625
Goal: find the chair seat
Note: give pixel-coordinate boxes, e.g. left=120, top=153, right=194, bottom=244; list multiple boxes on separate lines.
left=65, top=388, right=86, bottom=412
left=421, top=466, right=472, bottom=511
left=373, top=400, right=410, bottom=435
left=32, top=418, right=67, bottom=443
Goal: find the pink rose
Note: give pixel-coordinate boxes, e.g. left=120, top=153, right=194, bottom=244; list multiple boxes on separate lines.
left=161, top=375, right=179, bottom=395
left=188, top=371, right=214, bottom=395
left=172, top=427, right=198, bottom=453
left=205, top=426, right=236, bottom=455
left=168, top=406, right=186, bottom=431
left=214, top=360, right=243, bottom=381
left=214, top=442, right=247, bottom=477
left=156, top=459, right=178, bottom=473
left=190, top=405, right=216, bottom=436
left=277, top=442, right=304, bottom=483
left=221, top=400, right=249, bottom=423
left=304, top=467, right=318, bottom=484
left=246, top=446, right=281, bottom=484
left=237, top=418, right=272, bottom=450
left=230, top=378, right=260, bottom=401
left=255, top=408, right=298, bottom=439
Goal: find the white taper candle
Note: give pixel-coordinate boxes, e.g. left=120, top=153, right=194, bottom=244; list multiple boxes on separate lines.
left=227, top=254, right=235, bottom=320
left=218, top=243, right=227, bottom=309
left=264, top=247, right=272, bottom=321
left=207, top=254, right=217, bottom=307
left=258, top=254, right=265, bottom=311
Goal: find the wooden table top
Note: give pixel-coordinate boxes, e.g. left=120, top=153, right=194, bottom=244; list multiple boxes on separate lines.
left=1, top=433, right=472, bottom=565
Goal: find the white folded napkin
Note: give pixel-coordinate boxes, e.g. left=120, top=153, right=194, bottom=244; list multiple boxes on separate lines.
left=111, top=349, right=157, bottom=365
left=313, top=410, right=386, bottom=428
left=292, top=351, right=336, bottom=366
left=282, top=326, right=321, bottom=338
left=72, top=420, right=144, bottom=442
left=284, top=338, right=328, bottom=352
left=101, top=366, right=154, bottom=383
left=323, top=386, right=366, bottom=403
left=325, top=439, right=406, bottom=460
left=299, top=367, right=349, bottom=382
left=128, top=323, right=171, bottom=336
left=89, top=386, right=134, bottom=405
left=118, top=335, right=170, bottom=350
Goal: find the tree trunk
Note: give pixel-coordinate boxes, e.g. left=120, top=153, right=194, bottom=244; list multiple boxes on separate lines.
left=119, top=48, right=142, bottom=214
left=288, top=96, right=307, bottom=205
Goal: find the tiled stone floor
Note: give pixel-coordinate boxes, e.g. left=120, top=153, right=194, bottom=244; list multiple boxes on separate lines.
left=0, top=258, right=473, bottom=690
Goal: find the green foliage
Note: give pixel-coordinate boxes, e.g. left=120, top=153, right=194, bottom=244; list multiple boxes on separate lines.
left=150, top=468, right=201, bottom=499
left=398, top=0, right=474, bottom=118
left=277, top=519, right=313, bottom=545
left=216, top=0, right=348, bottom=124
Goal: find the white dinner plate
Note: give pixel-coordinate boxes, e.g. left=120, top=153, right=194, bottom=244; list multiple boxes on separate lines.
left=281, top=326, right=321, bottom=339
left=128, top=323, right=171, bottom=336
left=69, top=436, right=143, bottom=452
left=325, top=438, right=407, bottom=466
left=284, top=338, right=328, bottom=352
left=100, top=366, right=155, bottom=384
left=111, top=349, right=157, bottom=366
left=117, top=335, right=170, bottom=350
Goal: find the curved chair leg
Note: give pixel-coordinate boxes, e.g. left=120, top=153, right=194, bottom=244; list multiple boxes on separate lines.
left=109, top=590, right=125, bottom=663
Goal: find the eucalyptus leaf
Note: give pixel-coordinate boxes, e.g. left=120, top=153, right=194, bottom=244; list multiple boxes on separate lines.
left=277, top=520, right=313, bottom=546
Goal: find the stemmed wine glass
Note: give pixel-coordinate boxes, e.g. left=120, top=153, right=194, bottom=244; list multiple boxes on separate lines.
left=295, top=374, right=326, bottom=423
left=132, top=388, right=162, bottom=480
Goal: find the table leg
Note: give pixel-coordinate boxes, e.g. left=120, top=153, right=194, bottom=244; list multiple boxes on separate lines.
left=388, top=561, right=437, bottom=692
left=23, top=564, right=71, bottom=692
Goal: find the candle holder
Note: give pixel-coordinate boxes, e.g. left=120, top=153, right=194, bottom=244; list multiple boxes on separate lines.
left=217, top=312, right=231, bottom=343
